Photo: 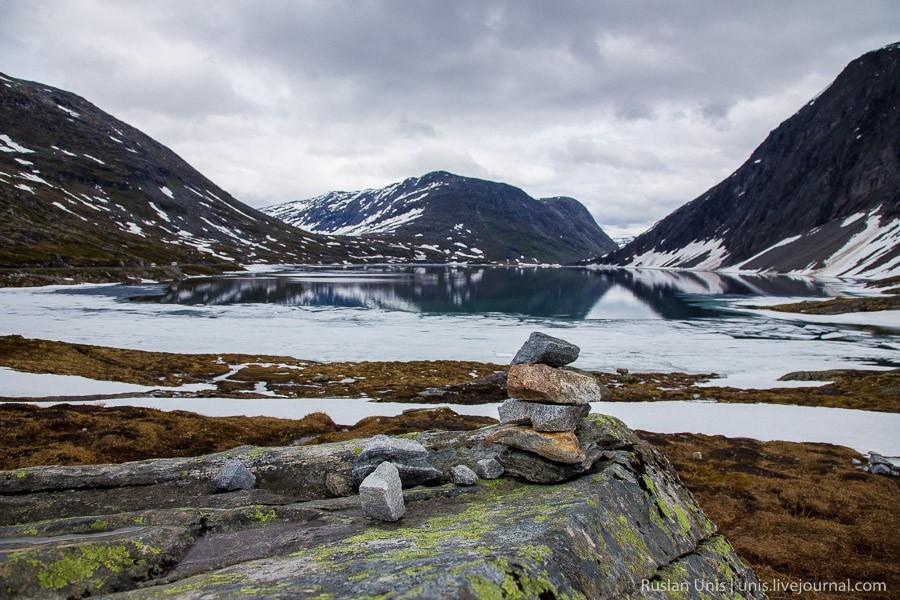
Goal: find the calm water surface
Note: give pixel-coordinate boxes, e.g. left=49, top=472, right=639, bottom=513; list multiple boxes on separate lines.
left=4, top=266, right=894, bottom=377
left=122, top=265, right=832, bottom=320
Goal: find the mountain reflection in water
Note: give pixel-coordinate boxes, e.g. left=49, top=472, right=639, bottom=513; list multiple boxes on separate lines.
left=134, top=266, right=829, bottom=320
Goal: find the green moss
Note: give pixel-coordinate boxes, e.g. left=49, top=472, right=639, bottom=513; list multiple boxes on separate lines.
left=517, top=545, right=552, bottom=563
left=34, top=544, right=134, bottom=590
left=642, top=474, right=693, bottom=536
left=245, top=447, right=265, bottom=458
left=465, top=560, right=583, bottom=600
left=14, top=471, right=27, bottom=479
left=352, top=446, right=363, bottom=456
left=247, top=506, right=277, bottom=523
left=157, top=572, right=250, bottom=596
left=306, top=482, right=569, bottom=565
left=607, top=515, right=652, bottom=572
left=89, top=519, right=108, bottom=531
left=133, top=515, right=145, bottom=525
left=132, top=540, right=161, bottom=556
left=672, top=504, right=692, bottom=535
left=467, top=575, right=505, bottom=600
left=656, top=562, right=691, bottom=600
left=400, top=565, right=435, bottom=577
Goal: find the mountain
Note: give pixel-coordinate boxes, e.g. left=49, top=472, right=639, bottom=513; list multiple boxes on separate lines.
left=263, top=171, right=617, bottom=263
left=0, top=72, right=430, bottom=271
left=602, top=43, right=900, bottom=279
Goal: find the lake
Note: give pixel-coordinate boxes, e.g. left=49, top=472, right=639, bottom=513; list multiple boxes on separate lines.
left=0, top=266, right=897, bottom=387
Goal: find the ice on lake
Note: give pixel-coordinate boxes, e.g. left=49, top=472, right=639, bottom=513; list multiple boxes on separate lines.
left=0, top=266, right=896, bottom=390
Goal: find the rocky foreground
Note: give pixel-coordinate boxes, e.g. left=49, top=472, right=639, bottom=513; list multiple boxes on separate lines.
left=0, top=415, right=763, bottom=599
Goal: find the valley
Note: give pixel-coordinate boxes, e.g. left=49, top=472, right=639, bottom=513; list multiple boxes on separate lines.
left=1, top=28, right=898, bottom=600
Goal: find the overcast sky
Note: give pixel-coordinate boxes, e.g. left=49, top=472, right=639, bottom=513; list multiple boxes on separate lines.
left=1, top=1, right=897, bottom=237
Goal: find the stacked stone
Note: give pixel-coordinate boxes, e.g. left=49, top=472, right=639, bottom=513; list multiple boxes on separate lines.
left=352, top=434, right=442, bottom=522
left=493, top=332, right=607, bottom=465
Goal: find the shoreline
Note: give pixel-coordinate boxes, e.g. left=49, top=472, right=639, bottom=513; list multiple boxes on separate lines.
left=2, top=335, right=897, bottom=412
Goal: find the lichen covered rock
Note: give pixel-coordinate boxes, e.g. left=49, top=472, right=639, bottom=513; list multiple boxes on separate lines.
left=0, top=416, right=764, bottom=599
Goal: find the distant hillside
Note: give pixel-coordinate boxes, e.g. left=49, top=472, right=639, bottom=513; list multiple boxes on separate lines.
left=601, top=43, right=900, bottom=279
left=0, top=72, right=432, bottom=270
left=263, top=171, right=617, bottom=264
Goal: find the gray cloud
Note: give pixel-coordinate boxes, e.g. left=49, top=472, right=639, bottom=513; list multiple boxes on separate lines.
left=0, top=0, right=897, bottom=236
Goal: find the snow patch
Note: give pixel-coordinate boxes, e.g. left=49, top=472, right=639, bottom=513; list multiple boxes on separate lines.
left=627, top=238, right=729, bottom=270
left=56, top=104, right=80, bottom=118
left=0, top=134, right=34, bottom=154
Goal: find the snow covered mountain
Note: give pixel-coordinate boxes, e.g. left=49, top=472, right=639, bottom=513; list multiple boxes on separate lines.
left=0, top=72, right=432, bottom=269
left=263, top=171, right=617, bottom=263
left=602, top=43, right=900, bottom=279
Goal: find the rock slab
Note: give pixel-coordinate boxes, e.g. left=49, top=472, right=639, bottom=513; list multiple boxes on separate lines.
left=0, top=416, right=765, bottom=599
left=507, top=363, right=606, bottom=405
left=511, top=331, right=580, bottom=367
left=212, top=459, right=256, bottom=492
left=352, top=434, right=441, bottom=487
left=359, top=461, right=405, bottom=521
left=450, top=465, right=478, bottom=486
left=498, top=398, right=590, bottom=432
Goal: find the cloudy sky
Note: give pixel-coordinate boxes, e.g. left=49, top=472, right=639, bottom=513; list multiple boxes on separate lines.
left=1, top=1, right=897, bottom=237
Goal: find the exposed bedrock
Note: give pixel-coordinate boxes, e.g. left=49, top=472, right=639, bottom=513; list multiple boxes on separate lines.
left=0, top=415, right=764, bottom=599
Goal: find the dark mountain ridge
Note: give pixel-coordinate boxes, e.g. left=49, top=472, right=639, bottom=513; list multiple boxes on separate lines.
left=601, top=42, right=900, bottom=279
left=263, top=171, right=617, bottom=264
left=0, top=72, right=433, bottom=271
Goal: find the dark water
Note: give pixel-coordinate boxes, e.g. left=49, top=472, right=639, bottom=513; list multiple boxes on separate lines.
left=115, top=266, right=830, bottom=320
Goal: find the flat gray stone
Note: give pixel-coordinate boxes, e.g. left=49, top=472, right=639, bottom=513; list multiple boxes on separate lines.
left=352, top=434, right=441, bottom=488
left=450, top=465, right=478, bottom=486
left=498, top=399, right=590, bottom=432
left=475, top=458, right=504, bottom=480
left=359, top=461, right=405, bottom=521
left=213, top=459, right=256, bottom=492
left=511, top=332, right=580, bottom=367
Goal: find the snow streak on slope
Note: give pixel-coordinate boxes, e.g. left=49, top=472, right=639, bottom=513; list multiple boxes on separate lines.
left=626, top=238, right=730, bottom=270
left=0, top=70, right=441, bottom=267
left=265, top=179, right=445, bottom=235
left=731, top=208, right=900, bottom=279
left=603, top=43, right=900, bottom=280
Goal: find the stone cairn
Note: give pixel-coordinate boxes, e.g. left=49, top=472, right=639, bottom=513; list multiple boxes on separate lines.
left=349, top=331, right=608, bottom=522
left=492, top=331, right=607, bottom=466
